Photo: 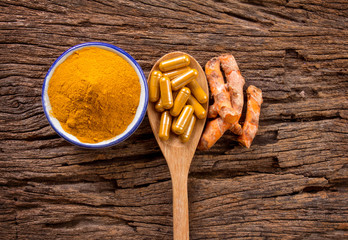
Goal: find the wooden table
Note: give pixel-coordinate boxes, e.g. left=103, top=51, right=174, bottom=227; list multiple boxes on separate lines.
left=1, top=1, right=347, bottom=239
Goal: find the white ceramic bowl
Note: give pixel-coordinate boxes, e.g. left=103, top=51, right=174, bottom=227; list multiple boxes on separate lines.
left=42, top=42, right=148, bottom=148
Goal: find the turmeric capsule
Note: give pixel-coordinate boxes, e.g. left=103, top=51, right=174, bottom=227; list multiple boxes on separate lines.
left=159, top=111, right=172, bottom=141
left=159, top=76, right=173, bottom=109
left=187, top=95, right=206, bottom=119
left=155, top=90, right=177, bottom=112
left=155, top=98, right=164, bottom=112
left=170, top=87, right=191, bottom=117
left=149, top=71, right=162, bottom=102
left=171, top=118, right=177, bottom=133
left=159, top=55, right=190, bottom=72
left=172, top=105, right=194, bottom=135
left=180, top=115, right=196, bottom=143
left=163, top=67, right=191, bottom=80
left=171, top=69, right=198, bottom=91
left=187, top=79, right=208, bottom=104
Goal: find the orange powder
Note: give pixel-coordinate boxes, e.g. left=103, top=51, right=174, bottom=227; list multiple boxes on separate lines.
left=48, top=47, right=140, bottom=143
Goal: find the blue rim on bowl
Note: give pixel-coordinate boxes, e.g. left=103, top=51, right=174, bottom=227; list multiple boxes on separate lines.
left=42, top=42, right=148, bottom=148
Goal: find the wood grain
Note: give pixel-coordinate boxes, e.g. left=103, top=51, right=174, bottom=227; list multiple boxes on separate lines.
left=0, top=0, right=347, bottom=239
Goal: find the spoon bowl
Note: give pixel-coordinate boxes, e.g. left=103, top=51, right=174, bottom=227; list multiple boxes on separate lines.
left=147, top=52, right=208, bottom=239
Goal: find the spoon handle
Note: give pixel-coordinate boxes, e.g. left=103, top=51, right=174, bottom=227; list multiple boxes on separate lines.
left=172, top=173, right=189, bottom=240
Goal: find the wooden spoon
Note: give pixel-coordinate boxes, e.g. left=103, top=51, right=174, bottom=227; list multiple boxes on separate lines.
left=147, top=52, right=209, bottom=240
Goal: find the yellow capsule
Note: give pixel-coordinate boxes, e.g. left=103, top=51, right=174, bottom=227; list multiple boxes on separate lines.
left=159, top=111, right=172, bottom=141
left=171, top=118, right=177, bottom=133
left=187, top=79, right=208, bottom=104
left=159, top=76, right=173, bottom=109
left=171, top=69, right=198, bottom=91
left=172, top=105, right=194, bottom=135
left=170, top=87, right=191, bottom=117
left=163, top=67, right=191, bottom=80
left=159, top=55, right=190, bottom=72
left=180, top=115, right=196, bottom=143
left=155, top=98, right=164, bottom=112
left=149, top=71, right=162, bottom=102
left=187, top=95, right=206, bottom=119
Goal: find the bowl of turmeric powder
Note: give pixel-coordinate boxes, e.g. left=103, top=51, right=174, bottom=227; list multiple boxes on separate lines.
left=42, top=42, right=148, bottom=148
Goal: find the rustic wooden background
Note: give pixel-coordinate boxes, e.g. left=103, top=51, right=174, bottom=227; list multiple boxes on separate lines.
left=1, top=0, right=347, bottom=239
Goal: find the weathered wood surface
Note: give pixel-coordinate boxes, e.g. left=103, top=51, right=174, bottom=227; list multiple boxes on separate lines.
left=0, top=0, right=347, bottom=239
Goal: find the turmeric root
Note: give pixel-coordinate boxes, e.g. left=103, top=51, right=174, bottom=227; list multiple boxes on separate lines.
left=219, top=55, right=245, bottom=120
left=199, top=54, right=247, bottom=150
left=220, top=54, right=245, bottom=135
left=238, top=85, right=263, bottom=148
left=208, top=104, right=218, bottom=118
left=198, top=117, right=231, bottom=150
left=200, top=85, right=262, bottom=150
left=205, top=57, right=238, bottom=124
left=199, top=54, right=261, bottom=150
left=229, top=122, right=242, bottom=136
left=207, top=105, right=242, bottom=136
left=198, top=116, right=243, bottom=150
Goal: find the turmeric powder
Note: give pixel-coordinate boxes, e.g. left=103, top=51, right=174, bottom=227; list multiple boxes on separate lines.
left=48, top=47, right=140, bottom=143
